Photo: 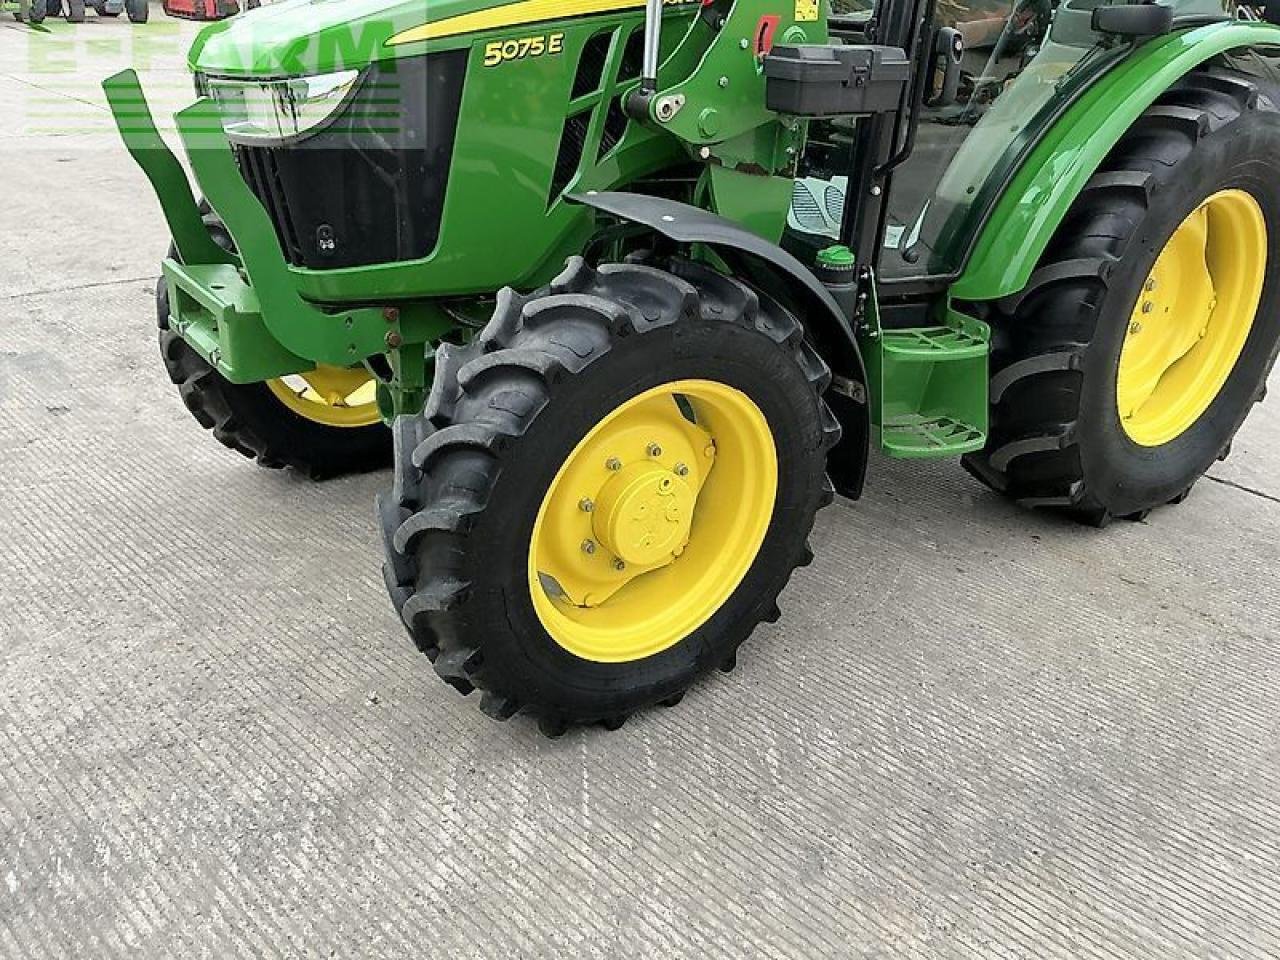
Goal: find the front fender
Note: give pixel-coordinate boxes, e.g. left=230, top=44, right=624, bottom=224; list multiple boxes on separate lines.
left=572, top=190, right=872, bottom=498
left=954, top=21, right=1280, bottom=302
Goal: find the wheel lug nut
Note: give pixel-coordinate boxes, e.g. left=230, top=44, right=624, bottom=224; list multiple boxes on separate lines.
left=1130, top=322, right=1143, bottom=335
left=581, top=539, right=596, bottom=555
left=646, top=442, right=663, bottom=457
left=579, top=497, right=594, bottom=512
left=605, top=457, right=622, bottom=471
left=1141, top=301, right=1154, bottom=314
left=1145, top=278, right=1157, bottom=292
left=613, top=558, right=626, bottom=571
left=674, top=462, right=689, bottom=477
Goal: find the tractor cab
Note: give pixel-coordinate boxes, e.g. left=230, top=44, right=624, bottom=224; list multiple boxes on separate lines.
left=791, top=0, right=1243, bottom=287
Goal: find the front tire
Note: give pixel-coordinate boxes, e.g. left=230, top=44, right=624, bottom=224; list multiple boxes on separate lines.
left=66, top=0, right=84, bottom=21
left=156, top=210, right=391, bottom=479
left=965, top=66, right=1280, bottom=524
left=124, top=0, right=146, bottom=21
left=380, top=256, right=839, bottom=734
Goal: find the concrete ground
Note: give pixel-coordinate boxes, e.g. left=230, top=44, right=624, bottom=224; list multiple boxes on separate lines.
left=3, top=14, right=1280, bottom=960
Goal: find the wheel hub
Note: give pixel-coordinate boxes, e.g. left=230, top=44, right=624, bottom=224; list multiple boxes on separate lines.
left=593, top=462, right=695, bottom=568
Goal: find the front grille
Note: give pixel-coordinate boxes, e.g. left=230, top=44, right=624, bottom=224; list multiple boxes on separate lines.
left=230, top=52, right=467, bottom=270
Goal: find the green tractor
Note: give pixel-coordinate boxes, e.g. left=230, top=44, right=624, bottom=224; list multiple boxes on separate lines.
left=106, top=0, right=1280, bottom=733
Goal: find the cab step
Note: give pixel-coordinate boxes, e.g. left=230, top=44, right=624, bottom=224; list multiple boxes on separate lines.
left=864, top=311, right=990, bottom=459
left=879, top=413, right=985, bottom=457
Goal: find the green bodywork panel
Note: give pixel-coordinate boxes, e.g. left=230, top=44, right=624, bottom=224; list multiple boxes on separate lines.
left=954, top=20, right=1280, bottom=301
left=293, top=17, right=692, bottom=302
left=706, top=165, right=795, bottom=247
left=187, top=0, right=643, bottom=74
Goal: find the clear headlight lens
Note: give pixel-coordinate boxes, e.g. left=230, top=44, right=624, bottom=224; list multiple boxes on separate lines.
left=207, top=70, right=360, bottom=143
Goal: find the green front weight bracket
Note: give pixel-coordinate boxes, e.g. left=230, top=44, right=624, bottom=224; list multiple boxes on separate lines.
left=103, top=70, right=451, bottom=394
left=102, top=71, right=236, bottom=270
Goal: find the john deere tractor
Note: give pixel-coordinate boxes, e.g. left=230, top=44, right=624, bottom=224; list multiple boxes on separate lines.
left=106, top=0, right=1280, bottom=733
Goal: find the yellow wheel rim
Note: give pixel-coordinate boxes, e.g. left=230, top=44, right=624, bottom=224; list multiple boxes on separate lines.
left=1117, top=188, right=1267, bottom=447
left=266, top=364, right=382, bottom=429
left=528, top=379, right=778, bottom=663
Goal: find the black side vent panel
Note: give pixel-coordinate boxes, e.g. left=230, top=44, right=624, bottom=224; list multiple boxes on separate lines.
left=618, top=27, right=645, bottom=81
left=598, top=96, right=629, bottom=160
left=572, top=30, right=614, bottom=99
left=550, top=111, right=591, bottom=201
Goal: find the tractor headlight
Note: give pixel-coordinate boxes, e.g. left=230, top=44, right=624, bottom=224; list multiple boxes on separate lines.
left=207, top=70, right=360, bottom=143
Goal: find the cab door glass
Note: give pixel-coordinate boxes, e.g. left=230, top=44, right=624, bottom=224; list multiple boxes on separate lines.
left=879, top=0, right=1236, bottom=281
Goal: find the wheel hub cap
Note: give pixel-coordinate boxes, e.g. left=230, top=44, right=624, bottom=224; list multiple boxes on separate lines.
left=594, top=462, right=695, bottom=567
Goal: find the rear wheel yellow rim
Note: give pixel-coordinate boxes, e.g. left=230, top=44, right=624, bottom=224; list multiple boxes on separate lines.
left=528, top=379, right=777, bottom=663
left=1117, top=189, right=1267, bottom=447
left=266, top=365, right=382, bottom=429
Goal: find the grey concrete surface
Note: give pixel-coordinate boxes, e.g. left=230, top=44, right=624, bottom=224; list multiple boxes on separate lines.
left=2, top=16, right=1279, bottom=960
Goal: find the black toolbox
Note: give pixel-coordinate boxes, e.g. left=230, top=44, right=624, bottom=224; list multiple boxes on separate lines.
left=764, top=45, right=911, bottom=117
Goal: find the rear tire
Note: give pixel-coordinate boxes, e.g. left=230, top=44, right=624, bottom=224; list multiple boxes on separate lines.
left=380, top=256, right=838, bottom=734
left=157, top=209, right=391, bottom=479
left=66, top=0, right=84, bottom=21
left=124, top=0, right=145, bottom=20
left=965, top=66, right=1280, bottom=525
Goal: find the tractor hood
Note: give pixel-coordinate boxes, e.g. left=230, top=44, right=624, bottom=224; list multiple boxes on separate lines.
left=189, top=0, right=503, bottom=77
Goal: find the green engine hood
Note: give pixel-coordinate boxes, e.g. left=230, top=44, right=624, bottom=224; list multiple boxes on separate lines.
left=189, top=0, right=505, bottom=76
